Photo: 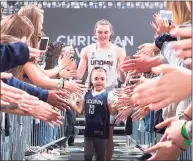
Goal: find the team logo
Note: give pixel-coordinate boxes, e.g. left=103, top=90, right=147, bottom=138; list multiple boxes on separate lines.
left=91, top=52, right=96, bottom=59
left=108, top=54, right=113, bottom=58
left=90, top=60, right=113, bottom=67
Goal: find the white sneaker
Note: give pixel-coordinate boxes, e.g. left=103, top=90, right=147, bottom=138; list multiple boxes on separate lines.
left=30, top=153, right=47, bottom=160
left=40, top=153, right=57, bottom=159
left=50, top=149, right=60, bottom=156
left=141, top=144, right=149, bottom=149
left=28, top=146, right=41, bottom=152
left=52, top=148, right=68, bottom=155
left=128, top=147, right=143, bottom=155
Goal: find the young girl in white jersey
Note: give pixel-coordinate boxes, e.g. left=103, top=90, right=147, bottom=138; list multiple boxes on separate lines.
left=69, top=67, right=117, bottom=161
left=76, top=19, right=126, bottom=160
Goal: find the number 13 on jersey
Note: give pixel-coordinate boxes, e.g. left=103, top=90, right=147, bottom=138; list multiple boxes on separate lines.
left=89, top=105, right=95, bottom=114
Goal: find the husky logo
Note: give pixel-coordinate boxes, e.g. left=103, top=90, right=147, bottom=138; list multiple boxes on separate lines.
left=108, top=54, right=113, bottom=58
left=91, top=52, right=95, bottom=59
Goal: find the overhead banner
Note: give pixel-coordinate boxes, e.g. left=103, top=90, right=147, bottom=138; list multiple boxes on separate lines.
left=43, top=8, right=158, bottom=58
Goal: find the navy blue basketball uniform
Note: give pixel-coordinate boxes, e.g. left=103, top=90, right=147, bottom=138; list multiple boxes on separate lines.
left=84, top=90, right=110, bottom=139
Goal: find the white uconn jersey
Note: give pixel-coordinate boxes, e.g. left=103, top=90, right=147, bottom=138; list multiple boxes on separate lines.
left=87, top=43, right=118, bottom=91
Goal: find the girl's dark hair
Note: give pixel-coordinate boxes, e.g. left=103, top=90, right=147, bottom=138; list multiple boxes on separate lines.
left=45, top=41, right=64, bottom=69
left=88, top=66, right=107, bottom=89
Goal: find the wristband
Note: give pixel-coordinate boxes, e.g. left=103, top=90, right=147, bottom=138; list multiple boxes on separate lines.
left=61, top=78, right=64, bottom=88
left=181, top=121, right=192, bottom=146
left=56, top=72, right=60, bottom=79
left=57, top=79, right=61, bottom=89
left=62, top=79, right=65, bottom=88
left=57, top=78, right=63, bottom=89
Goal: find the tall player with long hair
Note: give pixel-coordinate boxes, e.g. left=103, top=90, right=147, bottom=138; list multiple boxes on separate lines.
left=76, top=19, right=126, bottom=160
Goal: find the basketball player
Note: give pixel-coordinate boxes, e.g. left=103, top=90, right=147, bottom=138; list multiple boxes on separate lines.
left=76, top=19, right=126, bottom=160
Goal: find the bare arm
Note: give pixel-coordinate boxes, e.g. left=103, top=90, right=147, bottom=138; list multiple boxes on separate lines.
left=76, top=47, right=88, bottom=79
left=107, top=92, right=118, bottom=115
left=117, top=47, right=126, bottom=82
left=1, top=109, right=29, bottom=116
left=150, top=55, right=162, bottom=67
left=69, top=100, right=85, bottom=114
left=23, top=62, right=60, bottom=89
left=124, top=72, right=131, bottom=86
left=108, top=103, right=118, bottom=115
left=36, top=63, right=62, bottom=78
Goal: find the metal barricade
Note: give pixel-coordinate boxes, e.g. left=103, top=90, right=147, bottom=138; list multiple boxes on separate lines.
left=128, top=121, right=192, bottom=161
left=1, top=111, right=67, bottom=160
left=1, top=113, right=192, bottom=161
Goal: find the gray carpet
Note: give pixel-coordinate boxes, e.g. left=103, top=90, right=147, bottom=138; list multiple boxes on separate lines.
left=25, top=136, right=143, bottom=160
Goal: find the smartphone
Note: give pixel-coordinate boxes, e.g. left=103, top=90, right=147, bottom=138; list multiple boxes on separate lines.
left=39, top=37, right=49, bottom=51
left=37, top=37, right=49, bottom=65
left=160, top=10, right=173, bottom=25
